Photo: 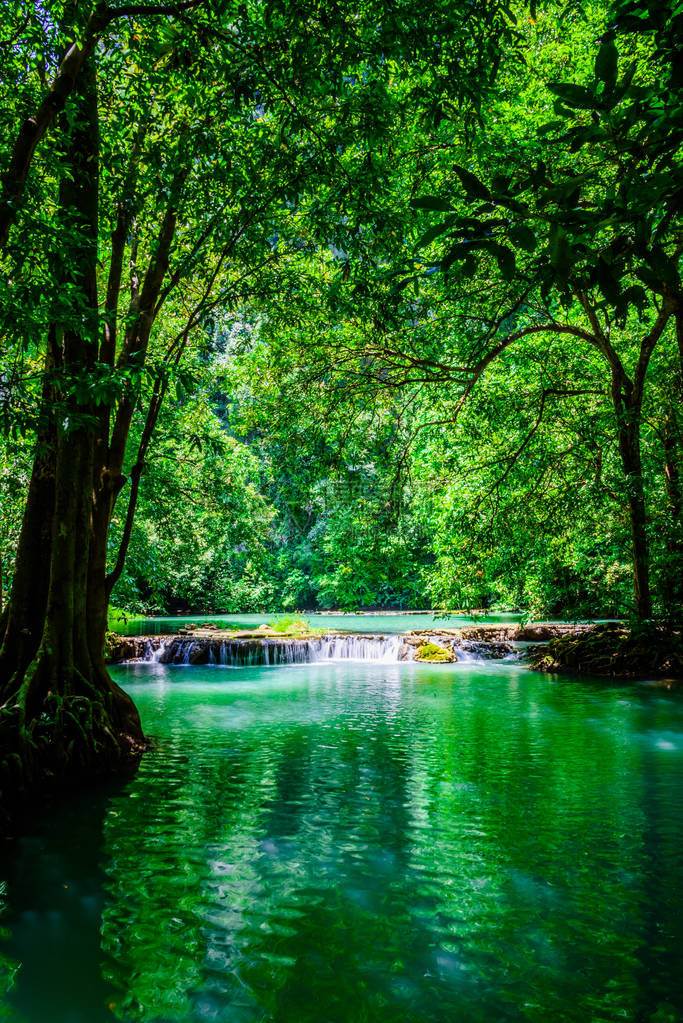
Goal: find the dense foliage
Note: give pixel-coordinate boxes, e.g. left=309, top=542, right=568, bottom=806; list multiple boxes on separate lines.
left=1, top=0, right=681, bottom=634
left=1, top=0, right=527, bottom=819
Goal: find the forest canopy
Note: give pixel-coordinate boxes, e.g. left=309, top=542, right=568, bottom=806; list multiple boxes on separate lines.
left=0, top=0, right=681, bottom=640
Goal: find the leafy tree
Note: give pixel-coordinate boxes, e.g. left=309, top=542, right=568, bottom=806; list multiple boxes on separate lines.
left=110, top=384, right=278, bottom=613
left=0, top=0, right=515, bottom=821
left=411, top=0, right=683, bottom=617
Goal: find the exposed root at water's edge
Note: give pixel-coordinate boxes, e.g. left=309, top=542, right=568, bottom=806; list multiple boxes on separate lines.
left=530, top=624, right=683, bottom=681
left=0, top=704, right=147, bottom=843
left=0, top=653, right=148, bottom=841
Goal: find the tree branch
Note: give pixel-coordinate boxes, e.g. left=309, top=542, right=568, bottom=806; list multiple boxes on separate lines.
left=108, top=166, right=187, bottom=477
left=0, top=0, right=203, bottom=250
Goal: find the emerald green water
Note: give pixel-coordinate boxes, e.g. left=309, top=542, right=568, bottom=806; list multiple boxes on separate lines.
left=111, top=611, right=523, bottom=636
left=2, top=660, right=683, bottom=1022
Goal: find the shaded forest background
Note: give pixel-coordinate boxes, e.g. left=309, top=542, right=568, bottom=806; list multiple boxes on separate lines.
left=1, top=0, right=682, bottom=622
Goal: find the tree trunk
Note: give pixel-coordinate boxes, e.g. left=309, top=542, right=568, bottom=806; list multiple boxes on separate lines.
left=669, top=311, right=683, bottom=527
left=611, top=372, right=653, bottom=618
left=0, top=328, right=58, bottom=683
left=0, top=55, right=145, bottom=835
left=663, top=413, right=682, bottom=526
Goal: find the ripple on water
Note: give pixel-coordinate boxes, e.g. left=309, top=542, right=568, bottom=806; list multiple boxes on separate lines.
left=1, top=662, right=683, bottom=1022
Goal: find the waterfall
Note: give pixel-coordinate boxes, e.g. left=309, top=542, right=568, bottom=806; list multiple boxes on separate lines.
left=307, top=634, right=404, bottom=662
left=122, top=632, right=516, bottom=666
left=137, top=633, right=408, bottom=666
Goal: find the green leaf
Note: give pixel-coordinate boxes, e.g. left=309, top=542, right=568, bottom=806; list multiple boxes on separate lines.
left=596, top=257, right=621, bottom=303
left=635, top=267, right=665, bottom=295
left=496, top=195, right=530, bottom=214
left=622, top=284, right=648, bottom=311
left=618, top=60, right=637, bottom=95
left=491, top=174, right=511, bottom=192
left=410, top=196, right=452, bottom=212
left=441, top=242, right=474, bottom=273
left=564, top=124, right=606, bottom=151
left=540, top=172, right=590, bottom=204
left=538, top=119, right=564, bottom=135
left=595, top=40, right=618, bottom=87
left=495, top=245, right=516, bottom=281
left=547, top=82, right=597, bottom=110
left=453, top=164, right=491, bottom=201
left=648, top=245, right=681, bottom=288
left=548, top=223, right=571, bottom=275
left=509, top=223, right=537, bottom=252
left=416, top=221, right=452, bottom=248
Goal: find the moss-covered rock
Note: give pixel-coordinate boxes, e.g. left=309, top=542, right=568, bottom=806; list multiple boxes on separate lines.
left=414, top=641, right=456, bottom=663
left=530, top=624, right=683, bottom=679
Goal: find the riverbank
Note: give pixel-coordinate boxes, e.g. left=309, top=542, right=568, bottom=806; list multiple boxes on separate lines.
left=105, top=622, right=587, bottom=668
left=107, top=621, right=683, bottom=677
left=530, top=623, right=683, bottom=680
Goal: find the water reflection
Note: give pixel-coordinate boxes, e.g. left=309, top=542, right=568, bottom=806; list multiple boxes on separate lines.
left=0, top=787, right=122, bottom=1022
left=2, top=662, right=683, bottom=1022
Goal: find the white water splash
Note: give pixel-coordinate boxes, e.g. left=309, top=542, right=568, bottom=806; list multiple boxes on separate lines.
left=128, top=632, right=504, bottom=666
left=306, top=634, right=405, bottom=663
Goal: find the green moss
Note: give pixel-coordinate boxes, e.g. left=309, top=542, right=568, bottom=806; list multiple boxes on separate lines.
left=414, top=641, right=454, bottom=663
left=532, top=624, right=683, bottom=678
left=266, top=614, right=323, bottom=636
left=104, top=631, right=120, bottom=658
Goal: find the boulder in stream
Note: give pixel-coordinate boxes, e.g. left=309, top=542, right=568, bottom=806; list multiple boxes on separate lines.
left=414, top=641, right=456, bottom=663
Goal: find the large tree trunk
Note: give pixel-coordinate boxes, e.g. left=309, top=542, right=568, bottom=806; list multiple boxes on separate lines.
left=661, top=313, right=683, bottom=615
left=0, top=353, right=57, bottom=680
left=611, top=372, right=653, bottom=618
left=660, top=411, right=683, bottom=617
left=0, top=56, right=145, bottom=835
left=663, top=413, right=682, bottom=526
left=670, top=311, right=683, bottom=527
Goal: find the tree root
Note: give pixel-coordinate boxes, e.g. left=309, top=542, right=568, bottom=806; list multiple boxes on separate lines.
left=0, top=662, right=147, bottom=837
left=531, top=624, right=683, bottom=679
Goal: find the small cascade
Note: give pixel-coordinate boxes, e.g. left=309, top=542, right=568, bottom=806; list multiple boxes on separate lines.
left=141, top=633, right=407, bottom=666
left=137, top=638, right=159, bottom=661
left=448, top=646, right=480, bottom=664
left=152, top=637, right=173, bottom=663
left=308, top=634, right=404, bottom=662
left=123, top=631, right=518, bottom=667
left=110, top=636, right=162, bottom=663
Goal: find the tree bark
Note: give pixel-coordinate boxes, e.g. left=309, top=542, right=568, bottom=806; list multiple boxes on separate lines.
left=0, top=0, right=202, bottom=251
left=0, top=331, right=58, bottom=683
left=0, top=55, right=145, bottom=835
left=87, top=164, right=186, bottom=644
left=577, top=289, right=669, bottom=620
left=669, top=311, right=683, bottom=526
left=610, top=370, right=653, bottom=618
left=663, top=413, right=682, bottom=526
